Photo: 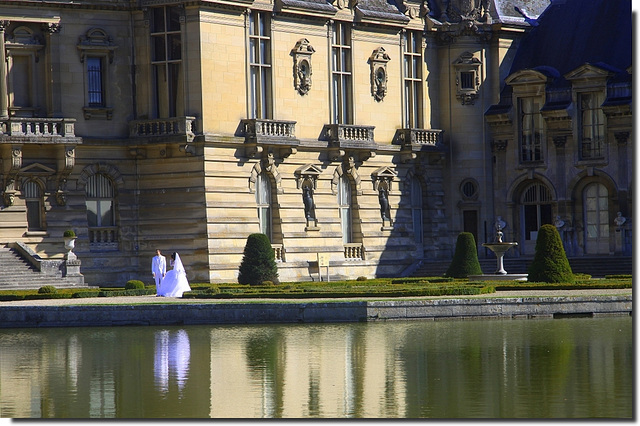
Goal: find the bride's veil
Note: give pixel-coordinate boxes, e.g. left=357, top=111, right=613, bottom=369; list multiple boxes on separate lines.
left=173, top=253, right=185, bottom=274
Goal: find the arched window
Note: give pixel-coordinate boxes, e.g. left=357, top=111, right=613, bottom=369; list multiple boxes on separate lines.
left=23, top=180, right=44, bottom=231
left=584, top=183, right=609, bottom=254
left=85, top=174, right=117, bottom=248
left=411, top=177, right=423, bottom=243
left=255, top=172, right=272, bottom=240
left=337, top=175, right=352, bottom=243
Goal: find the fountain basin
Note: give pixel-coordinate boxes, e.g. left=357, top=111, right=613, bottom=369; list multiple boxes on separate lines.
left=468, top=273, right=528, bottom=281
left=469, top=241, right=528, bottom=282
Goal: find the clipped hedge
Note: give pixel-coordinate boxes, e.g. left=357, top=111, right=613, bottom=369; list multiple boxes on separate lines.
left=125, top=280, right=145, bottom=290
left=445, top=232, right=483, bottom=278
left=183, top=283, right=495, bottom=299
left=528, top=224, right=574, bottom=283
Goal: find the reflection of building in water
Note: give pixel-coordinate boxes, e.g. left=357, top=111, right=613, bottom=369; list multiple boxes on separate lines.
left=208, top=325, right=407, bottom=417
left=154, top=329, right=191, bottom=395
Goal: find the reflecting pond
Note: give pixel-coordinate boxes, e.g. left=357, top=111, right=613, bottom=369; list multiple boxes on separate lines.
left=0, top=316, right=632, bottom=419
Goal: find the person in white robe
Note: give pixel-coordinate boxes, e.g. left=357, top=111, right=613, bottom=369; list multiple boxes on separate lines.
left=152, top=249, right=166, bottom=295
left=158, top=252, right=191, bottom=297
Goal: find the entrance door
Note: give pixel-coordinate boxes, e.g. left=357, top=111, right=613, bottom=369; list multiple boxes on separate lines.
left=463, top=210, right=478, bottom=246
left=584, top=183, right=609, bottom=254
left=521, top=182, right=553, bottom=254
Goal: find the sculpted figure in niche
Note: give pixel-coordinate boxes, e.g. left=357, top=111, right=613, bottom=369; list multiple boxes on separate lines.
left=379, top=186, right=390, bottom=220
left=302, top=184, right=316, bottom=221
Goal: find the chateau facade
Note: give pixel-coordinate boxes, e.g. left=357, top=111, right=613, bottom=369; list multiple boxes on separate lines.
left=0, top=0, right=631, bottom=285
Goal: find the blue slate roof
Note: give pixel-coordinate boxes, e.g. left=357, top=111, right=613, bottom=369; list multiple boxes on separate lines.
left=509, top=0, right=632, bottom=76
left=487, top=0, right=631, bottom=114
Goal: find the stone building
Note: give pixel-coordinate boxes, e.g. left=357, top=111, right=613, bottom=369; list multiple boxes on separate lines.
left=0, top=0, right=631, bottom=285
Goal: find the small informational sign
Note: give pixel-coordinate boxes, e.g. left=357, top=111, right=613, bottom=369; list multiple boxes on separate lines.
left=317, top=253, right=330, bottom=282
left=317, top=253, right=330, bottom=267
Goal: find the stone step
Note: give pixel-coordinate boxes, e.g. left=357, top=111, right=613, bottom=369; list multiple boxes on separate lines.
left=0, top=245, right=87, bottom=290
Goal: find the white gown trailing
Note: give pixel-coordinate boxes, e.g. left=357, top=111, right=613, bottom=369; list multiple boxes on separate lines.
left=158, top=253, right=191, bottom=297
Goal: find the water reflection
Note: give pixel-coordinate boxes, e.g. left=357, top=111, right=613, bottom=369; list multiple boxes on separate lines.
left=154, top=329, right=191, bottom=395
left=0, top=317, right=632, bottom=419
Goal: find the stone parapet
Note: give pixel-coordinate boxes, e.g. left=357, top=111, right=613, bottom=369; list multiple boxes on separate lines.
left=0, top=294, right=630, bottom=328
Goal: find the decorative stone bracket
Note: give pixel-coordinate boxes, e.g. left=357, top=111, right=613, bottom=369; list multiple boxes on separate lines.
left=55, top=145, right=76, bottom=205
left=2, top=145, right=21, bottom=206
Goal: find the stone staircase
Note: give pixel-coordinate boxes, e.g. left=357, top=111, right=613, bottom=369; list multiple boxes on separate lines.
left=412, top=255, right=632, bottom=279
left=0, top=245, right=87, bottom=290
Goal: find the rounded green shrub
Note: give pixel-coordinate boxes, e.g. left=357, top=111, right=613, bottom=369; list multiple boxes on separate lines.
left=63, top=229, right=76, bottom=238
left=38, top=285, right=57, bottom=294
left=445, top=232, right=483, bottom=278
left=125, top=280, right=145, bottom=290
left=527, top=224, right=574, bottom=283
left=238, top=233, right=280, bottom=286
left=356, top=276, right=368, bottom=281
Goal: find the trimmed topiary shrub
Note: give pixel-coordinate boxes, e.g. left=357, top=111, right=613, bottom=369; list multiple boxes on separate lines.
left=238, top=233, right=280, bottom=286
left=125, top=280, right=145, bottom=290
left=38, top=285, right=57, bottom=294
left=445, top=232, right=483, bottom=278
left=63, top=229, right=76, bottom=238
left=528, top=224, right=575, bottom=283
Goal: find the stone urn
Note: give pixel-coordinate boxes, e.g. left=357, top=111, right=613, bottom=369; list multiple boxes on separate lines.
left=63, top=230, right=77, bottom=259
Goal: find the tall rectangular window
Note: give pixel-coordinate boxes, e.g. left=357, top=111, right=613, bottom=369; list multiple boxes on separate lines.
left=331, top=22, right=352, bottom=124
left=519, top=97, right=543, bottom=163
left=404, top=31, right=422, bottom=128
left=338, top=175, right=352, bottom=244
left=249, top=11, right=272, bottom=119
left=150, top=6, right=183, bottom=118
left=256, top=173, right=272, bottom=240
left=579, top=92, right=605, bottom=159
left=87, top=57, right=104, bottom=107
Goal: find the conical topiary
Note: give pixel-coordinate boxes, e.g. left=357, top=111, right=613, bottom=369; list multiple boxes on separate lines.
left=445, top=232, right=483, bottom=278
left=238, top=233, right=280, bottom=285
left=527, top=224, right=574, bottom=283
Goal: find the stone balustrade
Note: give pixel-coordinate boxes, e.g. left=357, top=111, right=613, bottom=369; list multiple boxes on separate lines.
left=272, top=244, right=285, bottom=262
left=325, top=124, right=375, bottom=145
left=245, top=119, right=296, bottom=139
left=396, top=128, right=442, bottom=146
left=129, top=116, right=196, bottom=141
left=344, top=243, right=365, bottom=260
left=0, top=117, right=76, bottom=138
left=88, top=227, right=118, bottom=250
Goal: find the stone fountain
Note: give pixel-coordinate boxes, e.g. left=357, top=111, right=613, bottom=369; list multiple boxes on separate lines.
left=469, top=217, right=528, bottom=281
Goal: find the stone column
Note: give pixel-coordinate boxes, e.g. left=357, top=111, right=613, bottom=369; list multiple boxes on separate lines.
left=0, top=20, right=9, bottom=119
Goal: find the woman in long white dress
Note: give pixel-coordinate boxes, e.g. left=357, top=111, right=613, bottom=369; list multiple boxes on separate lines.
left=158, top=252, right=191, bottom=297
